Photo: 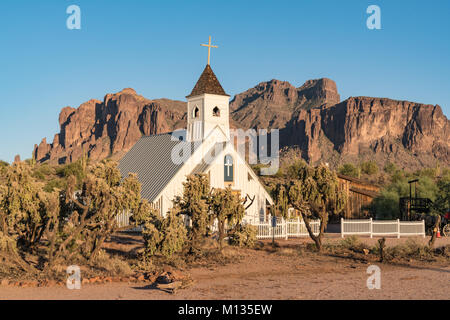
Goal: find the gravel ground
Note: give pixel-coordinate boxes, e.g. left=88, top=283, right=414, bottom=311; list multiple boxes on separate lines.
left=1, top=235, right=448, bottom=300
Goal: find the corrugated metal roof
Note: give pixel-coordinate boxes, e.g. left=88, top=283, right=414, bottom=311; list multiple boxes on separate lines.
left=118, top=133, right=197, bottom=202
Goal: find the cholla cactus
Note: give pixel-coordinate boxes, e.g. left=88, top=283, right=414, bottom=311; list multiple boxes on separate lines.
left=269, top=184, right=289, bottom=219
left=209, top=187, right=245, bottom=250
left=0, top=159, right=151, bottom=273
left=174, top=174, right=212, bottom=254
left=133, top=206, right=186, bottom=260
left=228, top=224, right=257, bottom=248
left=51, top=159, right=147, bottom=262
left=273, top=161, right=347, bottom=252
left=0, top=162, right=56, bottom=249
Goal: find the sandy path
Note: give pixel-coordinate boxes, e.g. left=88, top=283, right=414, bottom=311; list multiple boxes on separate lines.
left=1, top=237, right=449, bottom=300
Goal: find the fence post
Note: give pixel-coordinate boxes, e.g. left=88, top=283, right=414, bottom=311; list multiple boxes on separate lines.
left=370, top=218, right=373, bottom=238
left=397, top=219, right=401, bottom=239
left=422, top=220, right=426, bottom=238
left=341, top=218, right=344, bottom=238
left=284, top=218, right=288, bottom=240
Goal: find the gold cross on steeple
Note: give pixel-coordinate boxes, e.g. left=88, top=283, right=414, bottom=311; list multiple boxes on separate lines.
left=201, top=36, right=218, bottom=65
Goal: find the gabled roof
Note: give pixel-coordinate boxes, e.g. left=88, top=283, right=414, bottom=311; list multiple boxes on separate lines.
left=187, top=64, right=229, bottom=98
left=118, top=133, right=198, bottom=202
left=191, top=142, right=227, bottom=175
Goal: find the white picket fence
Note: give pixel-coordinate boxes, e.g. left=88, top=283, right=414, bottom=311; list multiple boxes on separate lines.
left=341, top=218, right=425, bottom=238
left=251, top=217, right=320, bottom=240
left=116, top=211, right=133, bottom=228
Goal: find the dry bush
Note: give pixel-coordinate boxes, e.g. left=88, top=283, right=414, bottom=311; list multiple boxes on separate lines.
left=276, top=247, right=298, bottom=257
left=338, top=236, right=371, bottom=254
left=88, top=250, right=133, bottom=276
left=385, top=239, right=435, bottom=261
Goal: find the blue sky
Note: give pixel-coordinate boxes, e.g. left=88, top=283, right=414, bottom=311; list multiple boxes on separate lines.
left=0, top=0, right=449, bottom=163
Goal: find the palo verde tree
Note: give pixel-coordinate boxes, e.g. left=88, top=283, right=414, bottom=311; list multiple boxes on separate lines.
left=273, top=161, right=346, bottom=251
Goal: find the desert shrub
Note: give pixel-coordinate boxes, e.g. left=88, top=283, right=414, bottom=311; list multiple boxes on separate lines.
left=89, top=250, right=133, bottom=276
left=43, top=179, right=66, bottom=192
left=384, top=162, right=397, bottom=174
left=32, top=164, right=54, bottom=181
left=434, top=245, right=450, bottom=258
left=56, top=158, right=87, bottom=185
left=338, top=235, right=370, bottom=253
left=369, top=189, right=400, bottom=219
left=228, top=224, right=257, bottom=248
left=385, top=239, right=434, bottom=261
left=338, top=163, right=360, bottom=178
left=360, top=161, right=379, bottom=175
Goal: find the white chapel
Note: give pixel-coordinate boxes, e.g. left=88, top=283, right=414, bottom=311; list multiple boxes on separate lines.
left=118, top=37, right=273, bottom=224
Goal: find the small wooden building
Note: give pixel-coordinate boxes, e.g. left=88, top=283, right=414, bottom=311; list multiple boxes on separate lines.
left=337, top=174, right=380, bottom=219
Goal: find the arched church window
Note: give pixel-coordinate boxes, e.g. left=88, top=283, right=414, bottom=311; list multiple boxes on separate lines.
left=193, top=106, right=199, bottom=118
left=213, top=106, right=220, bottom=117
left=224, top=154, right=234, bottom=182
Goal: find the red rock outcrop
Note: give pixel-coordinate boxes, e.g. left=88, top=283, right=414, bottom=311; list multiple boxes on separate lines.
left=282, top=97, right=449, bottom=169
left=33, top=89, right=186, bottom=164
left=230, top=78, right=340, bottom=129
left=33, top=81, right=449, bottom=170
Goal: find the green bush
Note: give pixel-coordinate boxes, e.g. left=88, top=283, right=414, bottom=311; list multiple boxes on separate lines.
left=384, top=162, right=397, bottom=174
left=360, top=161, right=379, bottom=175
left=338, top=163, right=360, bottom=178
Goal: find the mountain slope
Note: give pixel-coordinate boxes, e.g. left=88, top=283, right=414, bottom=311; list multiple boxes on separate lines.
left=33, top=80, right=449, bottom=170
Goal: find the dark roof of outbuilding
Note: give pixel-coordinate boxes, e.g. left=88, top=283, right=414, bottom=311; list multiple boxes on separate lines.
left=118, top=133, right=198, bottom=202
left=187, top=64, right=229, bottom=98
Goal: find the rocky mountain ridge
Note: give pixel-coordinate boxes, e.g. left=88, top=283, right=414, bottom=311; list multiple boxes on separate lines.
left=33, top=79, right=449, bottom=170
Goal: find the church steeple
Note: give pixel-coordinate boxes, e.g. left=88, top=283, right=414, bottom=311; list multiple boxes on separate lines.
left=187, top=64, right=229, bottom=98
left=186, top=37, right=230, bottom=142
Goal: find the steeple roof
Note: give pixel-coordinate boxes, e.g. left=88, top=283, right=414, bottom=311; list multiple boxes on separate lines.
left=187, top=64, right=229, bottom=98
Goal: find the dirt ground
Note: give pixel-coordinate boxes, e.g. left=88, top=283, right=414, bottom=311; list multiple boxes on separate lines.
left=0, top=234, right=449, bottom=300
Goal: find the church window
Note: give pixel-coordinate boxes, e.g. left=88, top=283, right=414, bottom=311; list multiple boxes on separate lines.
left=213, top=106, right=220, bottom=117
left=193, top=106, right=199, bottom=118
left=224, top=154, right=234, bottom=182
